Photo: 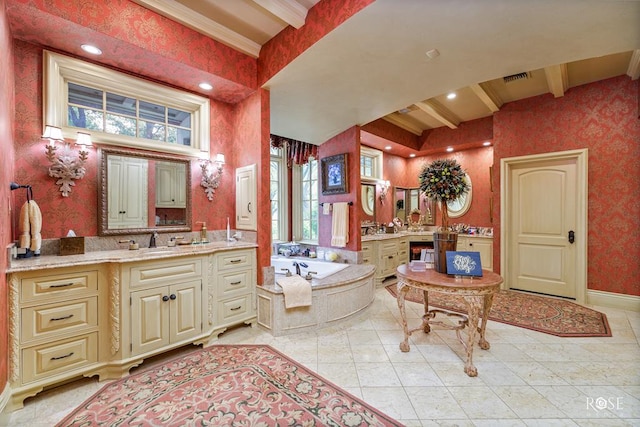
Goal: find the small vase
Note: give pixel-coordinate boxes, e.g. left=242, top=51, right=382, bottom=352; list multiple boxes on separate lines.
left=433, top=231, right=458, bottom=274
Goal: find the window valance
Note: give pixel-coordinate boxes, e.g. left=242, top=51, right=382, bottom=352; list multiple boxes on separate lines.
left=270, top=134, right=317, bottom=167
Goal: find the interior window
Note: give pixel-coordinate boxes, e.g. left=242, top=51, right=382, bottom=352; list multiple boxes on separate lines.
left=270, top=145, right=287, bottom=242
left=44, top=50, right=209, bottom=156
left=360, top=146, right=383, bottom=179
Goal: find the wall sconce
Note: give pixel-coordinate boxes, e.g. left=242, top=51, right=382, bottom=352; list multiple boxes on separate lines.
left=44, top=125, right=92, bottom=197
left=379, top=180, right=390, bottom=203
left=200, top=153, right=225, bottom=201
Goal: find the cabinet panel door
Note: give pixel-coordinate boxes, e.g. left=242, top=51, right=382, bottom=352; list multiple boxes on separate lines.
left=169, top=281, right=202, bottom=343
left=235, top=164, right=257, bottom=230
left=131, top=288, right=169, bottom=355
left=469, top=239, right=493, bottom=271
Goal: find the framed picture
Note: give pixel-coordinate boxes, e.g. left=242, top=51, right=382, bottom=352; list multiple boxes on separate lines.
left=321, top=153, right=348, bottom=195
left=445, top=251, right=483, bottom=277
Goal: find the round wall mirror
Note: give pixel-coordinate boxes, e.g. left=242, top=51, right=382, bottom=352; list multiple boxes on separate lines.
left=447, top=173, right=472, bottom=218
left=360, top=183, right=376, bottom=221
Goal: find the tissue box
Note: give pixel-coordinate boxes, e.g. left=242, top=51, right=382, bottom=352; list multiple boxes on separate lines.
left=59, top=237, right=85, bottom=256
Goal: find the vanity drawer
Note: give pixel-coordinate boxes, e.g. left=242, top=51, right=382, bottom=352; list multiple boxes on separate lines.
left=129, top=258, right=202, bottom=288
left=218, top=270, right=253, bottom=298
left=22, top=333, right=98, bottom=384
left=218, top=294, right=252, bottom=324
left=20, top=270, right=98, bottom=303
left=21, top=297, right=98, bottom=343
left=216, top=250, right=255, bottom=271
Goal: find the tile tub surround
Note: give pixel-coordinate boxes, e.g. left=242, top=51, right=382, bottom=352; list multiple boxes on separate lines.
left=257, top=264, right=376, bottom=336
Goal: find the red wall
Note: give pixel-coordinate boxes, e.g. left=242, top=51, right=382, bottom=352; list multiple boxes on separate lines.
left=493, top=76, right=640, bottom=296
left=1, top=0, right=15, bottom=394
left=318, top=127, right=361, bottom=251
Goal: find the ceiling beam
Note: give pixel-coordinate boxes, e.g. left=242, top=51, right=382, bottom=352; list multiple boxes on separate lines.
left=381, top=114, right=424, bottom=136
left=414, top=101, right=459, bottom=129
left=252, top=0, right=308, bottom=29
left=627, top=49, right=640, bottom=80
left=544, top=64, right=568, bottom=98
left=130, top=0, right=261, bottom=58
left=470, top=83, right=502, bottom=113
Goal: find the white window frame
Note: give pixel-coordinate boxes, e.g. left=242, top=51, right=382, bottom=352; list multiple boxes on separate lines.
left=43, top=50, right=210, bottom=157
left=270, top=146, right=288, bottom=243
left=292, top=159, right=318, bottom=244
left=360, top=146, right=384, bottom=180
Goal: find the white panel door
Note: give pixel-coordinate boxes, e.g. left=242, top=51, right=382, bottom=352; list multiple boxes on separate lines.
left=508, top=159, right=578, bottom=298
left=236, top=164, right=257, bottom=230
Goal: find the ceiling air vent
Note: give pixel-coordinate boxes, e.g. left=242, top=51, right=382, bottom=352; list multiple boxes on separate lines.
left=503, top=72, right=530, bottom=83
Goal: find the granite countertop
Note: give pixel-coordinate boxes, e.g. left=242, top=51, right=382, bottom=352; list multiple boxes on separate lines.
left=261, top=263, right=376, bottom=294
left=7, top=241, right=258, bottom=273
left=361, top=231, right=493, bottom=242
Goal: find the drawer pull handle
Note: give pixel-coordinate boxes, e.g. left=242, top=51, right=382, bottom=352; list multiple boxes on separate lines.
left=51, top=314, right=74, bottom=321
left=229, top=259, right=242, bottom=264
left=230, top=306, right=242, bottom=311
left=230, top=281, right=242, bottom=285
left=50, top=282, right=74, bottom=288
left=51, top=352, right=74, bottom=361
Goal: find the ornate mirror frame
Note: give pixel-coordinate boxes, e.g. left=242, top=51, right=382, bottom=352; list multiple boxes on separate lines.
left=98, top=147, right=192, bottom=236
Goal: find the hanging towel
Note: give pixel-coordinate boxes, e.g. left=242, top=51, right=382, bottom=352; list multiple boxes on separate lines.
left=18, top=201, right=30, bottom=250
left=277, top=275, right=312, bottom=308
left=29, top=200, right=42, bottom=254
left=331, top=202, right=349, bottom=247
left=322, top=203, right=331, bottom=215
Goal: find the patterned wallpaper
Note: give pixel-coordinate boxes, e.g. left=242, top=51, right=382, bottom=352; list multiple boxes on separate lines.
left=318, top=127, right=361, bottom=251
left=493, top=76, right=640, bottom=296
left=0, top=0, right=14, bottom=391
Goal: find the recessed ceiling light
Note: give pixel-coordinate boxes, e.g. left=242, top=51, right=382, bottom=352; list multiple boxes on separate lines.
left=199, top=83, right=213, bottom=90
left=446, top=147, right=454, bottom=152
left=385, top=146, right=392, bottom=150
left=81, top=44, right=102, bottom=55
left=483, top=141, right=492, bottom=146
left=409, top=153, right=416, bottom=158
left=446, top=92, right=456, bottom=100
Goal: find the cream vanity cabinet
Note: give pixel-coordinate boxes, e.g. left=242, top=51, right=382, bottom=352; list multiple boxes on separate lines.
left=7, top=266, right=106, bottom=410
left=362, top=236, right=406, bottom=286
left=123, top=256, right=204, bottom=357
left=107, top=154, right=148, bottom=228
left=155, top=161, right=186, bottom=208
left=457, top=235, right=493, bottom=271
left=209, top=248, right=257, bottom=338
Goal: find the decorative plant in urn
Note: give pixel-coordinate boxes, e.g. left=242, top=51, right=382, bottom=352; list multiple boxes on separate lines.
left=418, top=158, right=470, bottom=273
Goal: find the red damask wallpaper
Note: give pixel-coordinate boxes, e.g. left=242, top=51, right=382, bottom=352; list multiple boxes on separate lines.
left=493, top=76, right=639, bottom=296
left=1, top=0, right=15, bottom=392
left=318, top=127, right=361, bottom=251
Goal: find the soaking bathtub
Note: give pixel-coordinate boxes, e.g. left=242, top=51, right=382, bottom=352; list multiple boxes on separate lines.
left=270, top=256, right=349, bottom=280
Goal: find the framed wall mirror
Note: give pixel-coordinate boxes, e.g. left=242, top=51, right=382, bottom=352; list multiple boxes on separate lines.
left=447, top=173, right=472, bottom=218
left=360, top=183, right=376, bottom=223
left=98, top=147, right=192, bottom=236
left=394, top=187, right=435, bottom=226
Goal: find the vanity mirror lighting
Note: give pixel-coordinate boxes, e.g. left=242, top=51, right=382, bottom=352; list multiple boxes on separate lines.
left=98, top=147, right=192, bottom=236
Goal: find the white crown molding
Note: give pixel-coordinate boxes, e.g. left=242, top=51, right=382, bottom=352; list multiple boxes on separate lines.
left=252, top=0, right=308, bottom=29
left=131, top=0, right=261, bottom=58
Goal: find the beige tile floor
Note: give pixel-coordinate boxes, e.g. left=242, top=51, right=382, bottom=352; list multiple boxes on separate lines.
left=2, top=287, right=639, bottom=426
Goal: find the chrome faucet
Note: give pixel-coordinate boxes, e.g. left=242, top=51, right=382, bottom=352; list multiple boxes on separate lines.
left=149, top=231, right=158, bottom=248
left=292, top=261, right=301, bottom=276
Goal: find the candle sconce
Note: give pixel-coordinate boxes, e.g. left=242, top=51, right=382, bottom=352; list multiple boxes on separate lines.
left=200, top=153, right=225, bottom=201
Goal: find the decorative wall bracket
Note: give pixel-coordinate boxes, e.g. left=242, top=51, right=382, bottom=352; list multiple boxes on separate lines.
left=43, top=126, right=92, bottom=197
left=200, top=154, right=225, bottom=201
left=379, top=180, right=390, bottom=203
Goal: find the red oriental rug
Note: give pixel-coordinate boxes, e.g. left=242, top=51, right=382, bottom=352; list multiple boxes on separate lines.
left=56, top=345, right=403, bottom=426
left=386, top=285, right=611, bottom=338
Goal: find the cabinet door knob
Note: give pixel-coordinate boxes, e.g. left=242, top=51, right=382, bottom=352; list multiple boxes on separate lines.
left=162, top=295, right=169, bottom=302
left=169, top=294, right=177, bottom=300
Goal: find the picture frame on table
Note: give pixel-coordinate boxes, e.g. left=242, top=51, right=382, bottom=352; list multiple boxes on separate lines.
left=321, top=153, right=348, bottom=195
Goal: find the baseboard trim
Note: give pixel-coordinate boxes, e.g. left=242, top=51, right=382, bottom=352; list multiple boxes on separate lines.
left=587, top=290, right=640, bottom=312
left=0, top=383, right=11, bottom=414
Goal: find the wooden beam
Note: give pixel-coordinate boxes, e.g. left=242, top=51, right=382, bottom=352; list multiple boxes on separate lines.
left=544, top=64, right=568, bottom=98
left=470, top=83, right=502, bottom=113
left=381, top=114, right=424, bottom=136
left=131, top=0, right=261, bottom=57
left=627, top=49, right=640, bottom=80
left=414, top=101, right=459, bottom=129
left=252, top=0, right=308, bottom=29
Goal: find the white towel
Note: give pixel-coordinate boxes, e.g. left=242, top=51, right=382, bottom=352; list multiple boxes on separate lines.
left=277, top=275, right=312, bottom=308
left=330, top=202, right=349, bottom=247
left=29, top=200, right=42, bottom=254
left=18, top=201, right=30, bottom=250
left=322, top=203, right=331, bottom=215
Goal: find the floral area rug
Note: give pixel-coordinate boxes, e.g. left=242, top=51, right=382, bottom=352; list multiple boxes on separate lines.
left=57, top=345, right=403, bottom=426
left=386, top=285, right=611, bottom=337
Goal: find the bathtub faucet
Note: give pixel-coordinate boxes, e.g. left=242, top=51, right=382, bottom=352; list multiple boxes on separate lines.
left=292, top=261, right=308, bottom=276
